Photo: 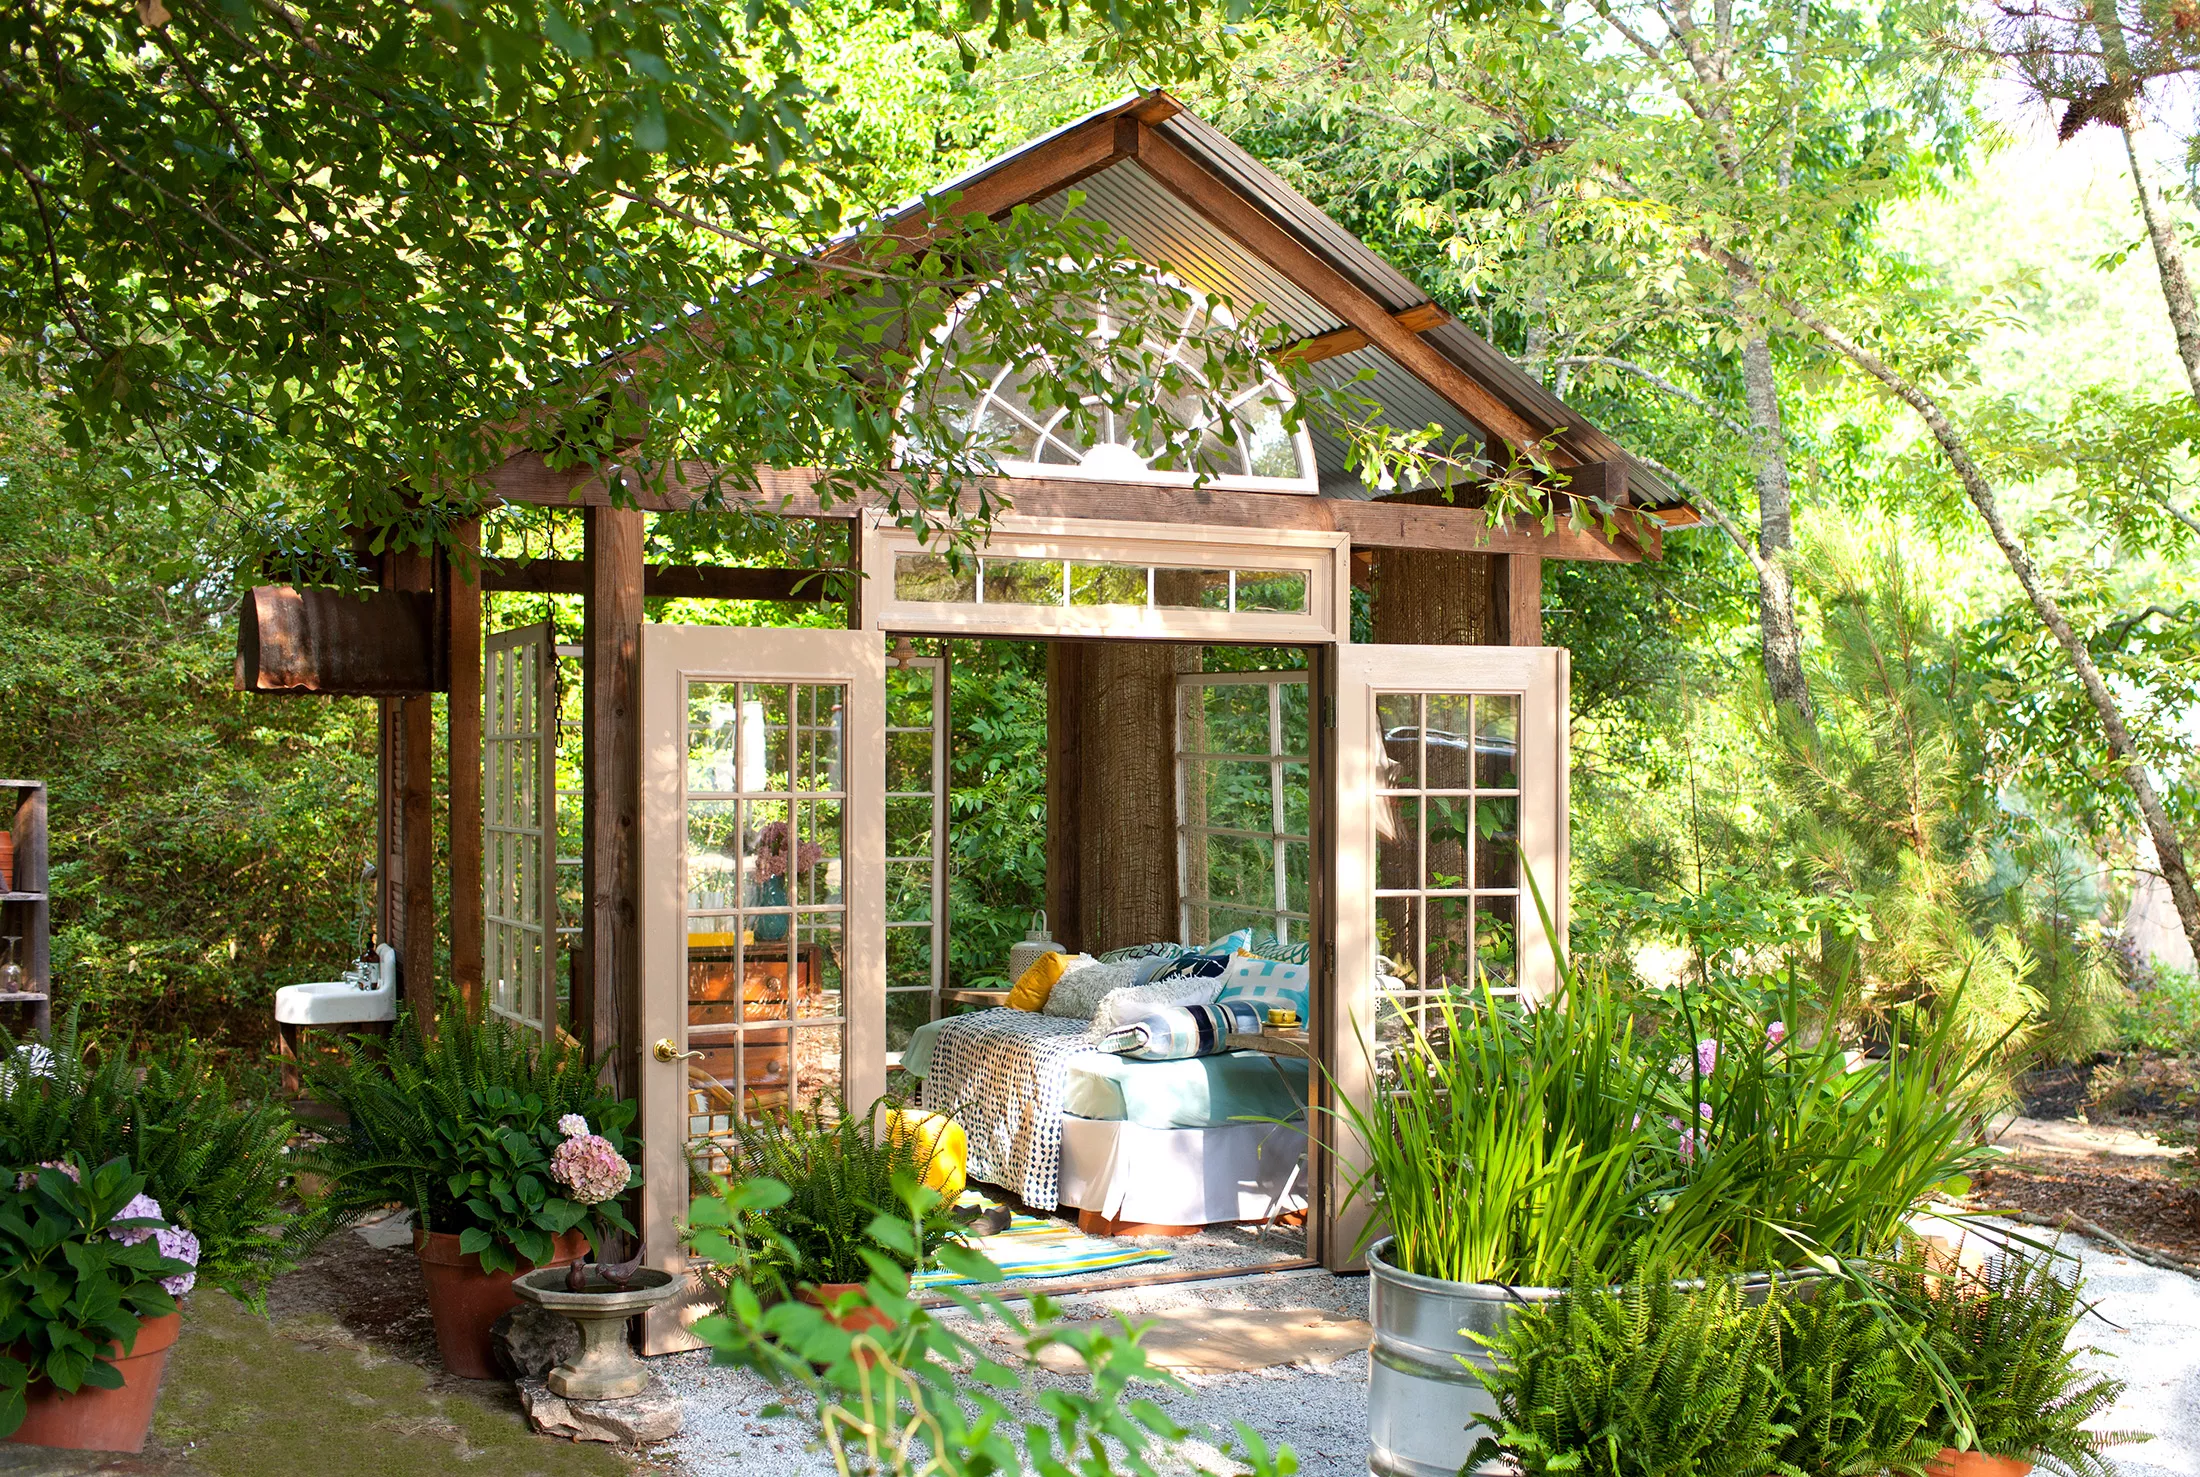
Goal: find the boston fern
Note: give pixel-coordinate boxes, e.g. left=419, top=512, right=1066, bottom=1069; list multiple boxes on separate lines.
left=300, top=999, right=636, bottom=1273
left=1770, top=1282, right=1941, bottom=1477
left=0, top=1157, right=193, bottom=1437
left=1892, top=1249, right=2134, bottom=1477
left=1469, top=1266, right=1789, bottom=1477
left=0, top=1012, right=308, bottom=1302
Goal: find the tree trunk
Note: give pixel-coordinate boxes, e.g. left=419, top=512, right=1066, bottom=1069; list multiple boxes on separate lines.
left=1741, top=334, right=1816, bottom=728
left=2123, top=126, right=2200, bottom=406
left=1775, top=289, right=2200, bottom=971
left=1046, top=639, right=1196, bottom=955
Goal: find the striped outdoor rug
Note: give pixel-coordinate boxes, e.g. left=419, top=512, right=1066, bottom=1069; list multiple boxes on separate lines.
left=910, top=1209, right=1173, bottom=1290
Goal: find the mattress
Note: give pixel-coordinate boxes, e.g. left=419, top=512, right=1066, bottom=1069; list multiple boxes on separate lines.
left=903, top=1017, right=1307, bottom=1129
left=1063, top=1050, right=1308, bottom=1129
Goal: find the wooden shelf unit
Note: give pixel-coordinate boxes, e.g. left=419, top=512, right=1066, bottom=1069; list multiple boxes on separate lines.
left=0, top=782, right=49, bottom=1037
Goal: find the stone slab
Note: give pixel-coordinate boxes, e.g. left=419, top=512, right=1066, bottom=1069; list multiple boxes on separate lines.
left=519, top=1375, right=684, bottom=1445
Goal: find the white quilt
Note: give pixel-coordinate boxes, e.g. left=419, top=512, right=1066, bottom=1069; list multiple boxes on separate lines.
left=916, top=1008, right=1103, bottom=1209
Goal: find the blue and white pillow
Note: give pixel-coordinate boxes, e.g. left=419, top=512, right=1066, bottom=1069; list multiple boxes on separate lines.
left=1205, top=927, right=1256, bottom=955
left=1247, top=931, right=1313, bottom=966
left=1147, top=950, right=1233, bottom=987
left=1215, top=954, right=1311, bottom=1023
left=1097, top=941, right=1193, bottom=965
left=1098, top=999, right=1265, bottom=1060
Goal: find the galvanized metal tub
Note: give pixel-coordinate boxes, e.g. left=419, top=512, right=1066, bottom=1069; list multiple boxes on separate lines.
left=1366, top=1237, right=1563, bottom=1477
left=1366, top=1241, right=1825, bottom=1477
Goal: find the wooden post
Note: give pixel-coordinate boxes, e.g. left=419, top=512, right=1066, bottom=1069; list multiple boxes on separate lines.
left=582, top=505, right=645, bottom=1094
left=1503, top=553, right=1544, bottom=646
left=387, top=547, right=438, bottom=1026
left=447, top=521, right=485, bottom=1014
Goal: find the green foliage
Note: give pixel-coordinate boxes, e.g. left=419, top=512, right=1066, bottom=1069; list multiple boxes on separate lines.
left=942, top=641, right=1049, bottom=990
left=0, top=385, right=376, bottom=1051
left=2115, top=965, right=2200, bottom=1053
left=299, top=1000, right=635, bottom=1273
left=0, top=1011, right=307, bottom=1302
left=1468, top=1265, right=1789, bottom=1477
left=689, top=1174, right=1297, bottom=1477
left=0, top=1156, right=193, bottom=1437
left=1886, top=1248, right=2132, bottom=1477
left=1769, top=1279, right=1941, bottom=1477
left=690, top=1098, right=958, bottom=1293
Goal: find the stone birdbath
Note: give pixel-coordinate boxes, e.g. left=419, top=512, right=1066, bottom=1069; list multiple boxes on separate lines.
left=511, top=1266, right=683, bottom=1400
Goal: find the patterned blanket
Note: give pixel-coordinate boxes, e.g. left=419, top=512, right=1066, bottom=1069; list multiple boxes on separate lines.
left=917, top=1009, right=1103, bottom=1209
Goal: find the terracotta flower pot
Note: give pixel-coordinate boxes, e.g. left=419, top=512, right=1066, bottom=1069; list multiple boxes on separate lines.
left=1927, top=1448, right=2034, bottom=1477
left=414, top=1228, right=587, bottom=1380
left=799, top=1282, right=896, bottom=1336
left=8, top=1311, right=181, bottom=1454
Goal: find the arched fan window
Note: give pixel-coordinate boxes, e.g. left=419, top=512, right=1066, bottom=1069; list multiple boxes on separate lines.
left=910, top=279, right=1319, bottom=491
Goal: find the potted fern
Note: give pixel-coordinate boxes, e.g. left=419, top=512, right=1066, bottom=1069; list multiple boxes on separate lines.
left=301, top=1001, right=638, bottom=1379
left=1892, top=1249, right=2131, bottom=1477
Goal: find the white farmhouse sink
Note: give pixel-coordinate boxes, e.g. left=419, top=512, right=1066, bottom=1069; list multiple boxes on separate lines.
left=275, top=943, right=397, bottom=1026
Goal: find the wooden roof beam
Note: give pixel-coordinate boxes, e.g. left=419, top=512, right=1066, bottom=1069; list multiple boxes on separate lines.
left=485, top=454, right=1647, bottom=563
left=1278, top=304, right=1451, bottom=366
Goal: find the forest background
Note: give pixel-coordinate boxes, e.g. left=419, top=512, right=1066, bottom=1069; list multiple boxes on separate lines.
left=2, top=0, right=2196, bottom=1088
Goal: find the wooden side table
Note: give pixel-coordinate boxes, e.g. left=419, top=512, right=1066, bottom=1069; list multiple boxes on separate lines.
left=1225, top=1025, right=1311, bottom=1060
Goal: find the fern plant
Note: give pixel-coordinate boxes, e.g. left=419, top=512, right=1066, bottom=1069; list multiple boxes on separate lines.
left=0, top=1011, right=308, bottom=1303
left=699, top=1096, right=959, bottom=1294
left=1770, top=1282, right=1940, bottom=1477
left=1468, top=1265, right=1789, bottom=1477
left=1889, top=1249, right=2133, bottom=1477
left=298, top=996, right=635, bottom=1271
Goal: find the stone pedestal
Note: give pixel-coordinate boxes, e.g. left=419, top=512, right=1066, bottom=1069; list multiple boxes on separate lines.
left=518, top=1375, right=684, bottom=1445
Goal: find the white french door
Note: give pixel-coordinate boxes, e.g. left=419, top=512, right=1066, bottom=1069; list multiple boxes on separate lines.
left=1323, top=644, right=1569, bottom=1270
left=636, top=626, right=885, bottom=1351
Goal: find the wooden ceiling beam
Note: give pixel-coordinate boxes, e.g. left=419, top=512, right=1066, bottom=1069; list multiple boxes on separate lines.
left=485, top=454, right=1646, bottom=563
left=1278, top=303, right=1451, bottom=366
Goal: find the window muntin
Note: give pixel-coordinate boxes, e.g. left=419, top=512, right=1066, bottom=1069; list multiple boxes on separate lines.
left=894, top=553, right=1308, bottom=616
left=1372, top=690, right=1523, bottom=1035
left=912, top=283, right=1318, bottom=490
left=1177, top=672, right=1312, bottom=945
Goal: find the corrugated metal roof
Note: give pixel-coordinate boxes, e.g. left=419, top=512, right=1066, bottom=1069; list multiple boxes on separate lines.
left=869, top=91, right=1683, bottom=514
left=1304, top=347, right=1486, bottom=498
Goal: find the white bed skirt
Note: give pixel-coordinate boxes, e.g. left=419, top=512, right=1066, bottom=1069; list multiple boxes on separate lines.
left=1055, top=1114, right=1308, bottom=1228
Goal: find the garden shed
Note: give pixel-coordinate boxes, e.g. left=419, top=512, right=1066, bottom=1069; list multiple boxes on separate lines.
left=237, top=90, right=1691, bottom=1350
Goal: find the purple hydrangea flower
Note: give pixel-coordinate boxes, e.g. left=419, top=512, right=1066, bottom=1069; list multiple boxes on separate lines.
left=108, top=1193, right=166, bottom=1247
left=1767, top=1020, right=1788, bottom=1046
left=1699, top=1100, right=1714, bottom=1123
left=15, top=1160, right=80, bottom=1191
left=155, top=1225, right=200, bottom=1297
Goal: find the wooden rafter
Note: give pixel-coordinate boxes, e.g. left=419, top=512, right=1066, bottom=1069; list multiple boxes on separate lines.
left=1278, top=303, right=1451, bottom=365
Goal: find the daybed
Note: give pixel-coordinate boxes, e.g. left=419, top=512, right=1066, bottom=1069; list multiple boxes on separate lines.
left=903, top=1008, right=1309, bottom=1232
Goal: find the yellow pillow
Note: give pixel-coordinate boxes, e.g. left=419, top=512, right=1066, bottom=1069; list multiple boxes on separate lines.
left=885, top=1109, right=968, bottom=1203
left=1006, top=950, right=1071, bottom=1011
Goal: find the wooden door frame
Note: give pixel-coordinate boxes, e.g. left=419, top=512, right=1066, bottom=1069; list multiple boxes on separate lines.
left=1324, top=643, right=1569, bottom=1272
left=637, top=624, right=887, bottom=1352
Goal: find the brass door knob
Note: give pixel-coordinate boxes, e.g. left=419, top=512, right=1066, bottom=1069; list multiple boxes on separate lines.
left=653, top=1037, right=703, bottom=1064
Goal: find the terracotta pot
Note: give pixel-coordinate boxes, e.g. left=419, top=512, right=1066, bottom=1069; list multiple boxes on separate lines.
left=8, top=1311, right=181, bottom=1453
left=1927, top=1448, right=2034, bottom=1477
left=414, top=1228, right=587, bottom=1380
left=799, top=1282, right=896, bottom=1335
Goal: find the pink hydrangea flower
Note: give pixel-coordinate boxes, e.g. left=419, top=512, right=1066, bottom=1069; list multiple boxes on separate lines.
left=16, top=1160, right=80, bottom=1190
left=1699, top=1101, right=1714, bottom=1123
left=558, top=1114, right=590, bottom=1138
left=750, top=820, right=824, bottom=882
left=1696, top=1039, right=1719, bottom=1076
left=551, top=1133, right=631, bottom=1205
left=155, top=1225, right=200, bottom=1296
left=1767, top=1020, right=1788, bottom=1046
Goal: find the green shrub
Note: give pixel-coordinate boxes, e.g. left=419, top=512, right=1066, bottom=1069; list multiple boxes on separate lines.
left=0, top=1012, right=307, bottom=1302
left=299, top=998, right=636, bottom=1272
left=690, top=1096, right=958, bottom=1295
left=2114, top=966, right=2200, bottom=1054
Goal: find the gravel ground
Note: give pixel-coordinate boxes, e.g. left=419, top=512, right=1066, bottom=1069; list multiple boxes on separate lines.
left=662, top=1229, right=2200, bottom=1477
left=662, top=1265, right=1371, bottom=1477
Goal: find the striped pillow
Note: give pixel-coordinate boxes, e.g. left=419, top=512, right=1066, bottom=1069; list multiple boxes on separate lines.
left=1097, top=999, right=1266, bottom=1060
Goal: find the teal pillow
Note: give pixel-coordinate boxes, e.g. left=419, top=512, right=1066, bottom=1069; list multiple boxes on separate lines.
left=1248, top=931, right=1312, bottom=966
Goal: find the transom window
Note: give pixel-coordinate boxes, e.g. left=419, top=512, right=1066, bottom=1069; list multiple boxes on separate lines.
left=913, top=279, right=1319, bottom=490
left=893, top=555, right=1309, bottom=615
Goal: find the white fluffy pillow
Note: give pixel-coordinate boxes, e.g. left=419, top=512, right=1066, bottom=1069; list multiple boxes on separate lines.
left=1092, top=972, right=1229, bottom=1032
left=1041, top=959, right=1143, bottom=1019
